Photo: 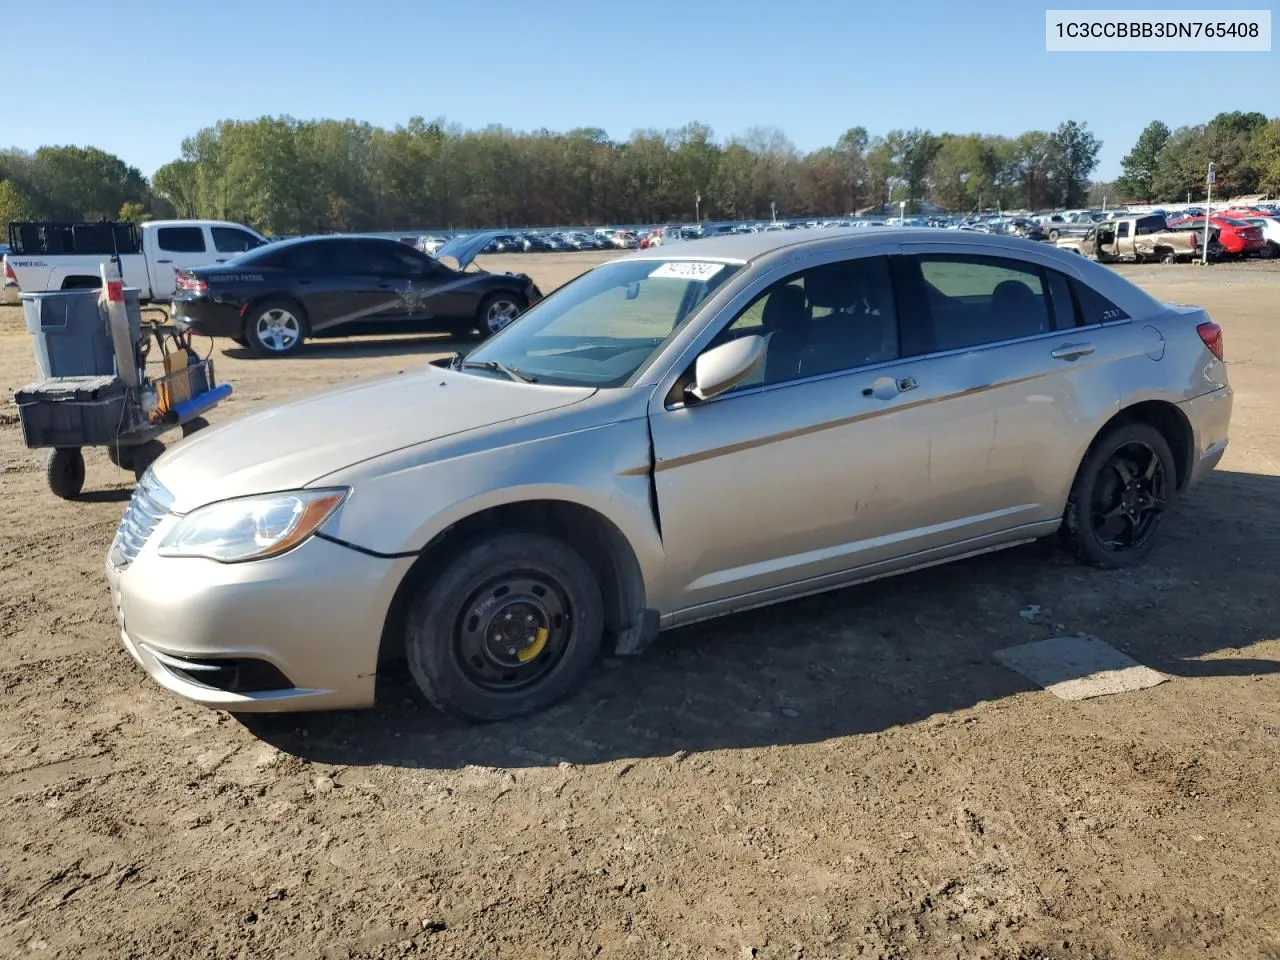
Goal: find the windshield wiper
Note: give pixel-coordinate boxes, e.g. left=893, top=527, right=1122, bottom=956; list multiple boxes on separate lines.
left=460, top=359, right=537, bottom=383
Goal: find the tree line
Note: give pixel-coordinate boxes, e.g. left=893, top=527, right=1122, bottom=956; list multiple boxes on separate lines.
left=1116, top=112, right=1280, bottom=203
left=0, top=112, right=1274, bottom=236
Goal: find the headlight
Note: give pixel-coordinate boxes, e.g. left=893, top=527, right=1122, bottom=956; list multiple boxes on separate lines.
left=158, top=488, right=348, bottom=563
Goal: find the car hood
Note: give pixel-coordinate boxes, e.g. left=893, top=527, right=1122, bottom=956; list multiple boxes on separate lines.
left=433, top=231, right=503, bottom=271
left=149, top=366, right=596, bottom=513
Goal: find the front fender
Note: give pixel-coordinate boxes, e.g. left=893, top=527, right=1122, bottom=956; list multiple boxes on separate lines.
left=316, top=417, right=665, bottom=590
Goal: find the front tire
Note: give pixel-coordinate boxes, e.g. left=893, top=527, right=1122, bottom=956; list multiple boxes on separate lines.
left=405, top=532, right=605, bottom=722
left=245, top=299, right=307, bottom=357
left=1060, top=422, right=1175, bottom=569
left=475, top=292, right=524, bottom=338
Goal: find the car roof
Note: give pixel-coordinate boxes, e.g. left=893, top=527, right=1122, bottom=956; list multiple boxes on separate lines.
left=609, top=226, right=1079, bottom=266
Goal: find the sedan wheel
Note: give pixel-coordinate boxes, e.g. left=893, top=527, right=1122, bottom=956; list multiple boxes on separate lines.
left=477, top=294, right=522, bottom=337
left=1061, top=422, right=1175, bottom=568
left=246, top=302, right=306, bottom=357
left=404, top=532, right=604, bottom=722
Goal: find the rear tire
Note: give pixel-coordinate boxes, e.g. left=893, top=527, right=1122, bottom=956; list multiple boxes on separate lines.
left=404, top=532, right=605, bottom=722
left=46, top=448, right=85, bottom=500
left=245, top=299, right=308, bottom=357
left=1261, top=242, right=1278, bottom=260
left=1060, top=422, right=1175, bottom=569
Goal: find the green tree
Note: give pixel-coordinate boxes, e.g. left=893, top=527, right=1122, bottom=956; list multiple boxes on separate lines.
left=0, top=178, right=38, bottom=223
left=1115, top=121, right=1170, bottom=201
left=118, top=201, right=150, bottom=224
left=1048, top=120, right=1101, bottom=208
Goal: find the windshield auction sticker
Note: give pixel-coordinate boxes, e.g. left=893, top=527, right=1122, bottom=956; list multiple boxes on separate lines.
left=649, top=261, right=727, bottom=281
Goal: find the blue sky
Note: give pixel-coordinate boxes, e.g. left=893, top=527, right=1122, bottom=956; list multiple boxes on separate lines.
left=7, top=0, right=1276, bottom=181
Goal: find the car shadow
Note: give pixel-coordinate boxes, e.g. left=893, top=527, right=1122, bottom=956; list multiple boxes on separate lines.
left=219, top=334, right=473, bottom=362
left=243, top=468, right=1280, bottom=770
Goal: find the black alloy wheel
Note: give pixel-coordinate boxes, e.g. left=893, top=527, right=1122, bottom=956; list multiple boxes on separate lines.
left=1061, top=422, right=1175, bottom=568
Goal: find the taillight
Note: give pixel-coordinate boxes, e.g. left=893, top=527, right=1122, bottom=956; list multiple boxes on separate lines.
left=176, top=272, right=207, bottom=295
left=1197, top=321, right=1224, bottom=361
left=3, top=260, right=15, bottom=283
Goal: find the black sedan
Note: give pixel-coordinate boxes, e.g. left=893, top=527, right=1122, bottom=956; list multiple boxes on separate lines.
left=171, top=233, right=543, bottom=357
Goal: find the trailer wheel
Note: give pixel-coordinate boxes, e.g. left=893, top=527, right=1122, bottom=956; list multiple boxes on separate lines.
left=130, top=440, right=166, bottom=481
left=181, top=416, right=209, bottom=438
left=47, top=448, right=85, bottom=500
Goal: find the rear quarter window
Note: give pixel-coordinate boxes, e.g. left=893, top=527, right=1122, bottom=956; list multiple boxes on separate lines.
left=1071, top=279, right=1129, bottom=325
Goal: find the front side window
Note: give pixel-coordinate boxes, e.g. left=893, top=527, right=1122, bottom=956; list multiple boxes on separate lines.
left=714, top=256, right=899, bottom=389
left=462, top=258, right=742, bottom=387
left=916, top=254, right=1053, bottom=350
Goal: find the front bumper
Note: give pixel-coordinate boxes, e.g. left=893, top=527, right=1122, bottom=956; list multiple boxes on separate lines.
left=107, top=527, right=414, bottom=712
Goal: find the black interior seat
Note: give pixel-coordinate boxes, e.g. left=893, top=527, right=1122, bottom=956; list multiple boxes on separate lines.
left=989, top=279, right=1046, bottom=340
left=800, top=263, right=895, bottom=375
left=761, top=283, right=811, bottom=383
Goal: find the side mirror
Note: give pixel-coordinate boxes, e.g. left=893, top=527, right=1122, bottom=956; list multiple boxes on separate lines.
left=687, top=334, right=766, bottom=403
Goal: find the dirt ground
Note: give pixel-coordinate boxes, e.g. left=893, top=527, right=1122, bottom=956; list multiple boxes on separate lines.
left=1, top=252, right=1278, bottom=960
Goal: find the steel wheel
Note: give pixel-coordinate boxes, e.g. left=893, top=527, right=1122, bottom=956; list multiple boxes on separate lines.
left=455, top=575, right=572, bottom=692
left=254, top=308, right=302, bottom=353
left=1090, top=440, right=1168, bottom=554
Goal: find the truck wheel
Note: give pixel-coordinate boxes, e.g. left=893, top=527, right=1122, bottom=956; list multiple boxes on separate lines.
left=404, top=531, right=605, bottom=722
left=245, top=300, right=307, bottom=357
left=1161, top=252, right=1177, bottom=264
left=47, top=448, right=85, bottom=500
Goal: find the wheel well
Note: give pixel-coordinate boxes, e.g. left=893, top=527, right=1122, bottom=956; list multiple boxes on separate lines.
left=243, top=294, right=309, bottom=333
left=483, top=288, right=527, bottom=309
left=60, top=275, right=101, bottom=290
left=1095, top=400, right=1195, bottom=491
left=378, top=500, right=647, bottom=666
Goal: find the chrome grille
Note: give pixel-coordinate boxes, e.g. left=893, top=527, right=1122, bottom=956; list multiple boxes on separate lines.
left=108, top=471, right=173, bottom=570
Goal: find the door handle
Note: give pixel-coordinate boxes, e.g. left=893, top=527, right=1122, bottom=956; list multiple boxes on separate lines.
left=861, top=375, right=912, bottom=400
left=1051, top=342, right=1094, bottom=361
left=155, top=259, right=173, bottom=264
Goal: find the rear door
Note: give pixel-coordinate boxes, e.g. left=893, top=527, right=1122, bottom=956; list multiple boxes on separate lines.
left=148, top=225, right=213, bottom=298
left=890, top=244, right=1132, bottom=539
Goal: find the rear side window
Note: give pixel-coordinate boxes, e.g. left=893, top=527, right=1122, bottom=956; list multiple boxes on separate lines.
left=211, top=227, right=265, bottom=254
left=916, top=255, right=1052, bottom=351
left=1071, top=280, right=1130, bottom=325
left=156, top=227, right=206, bottom=253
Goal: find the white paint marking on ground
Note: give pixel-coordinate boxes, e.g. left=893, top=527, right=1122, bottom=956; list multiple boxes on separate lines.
left=993, top=635, right=1168, bottom=701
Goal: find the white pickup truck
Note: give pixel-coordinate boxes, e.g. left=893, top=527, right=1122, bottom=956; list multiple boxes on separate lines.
left=2, top=219, right=269, bottom=305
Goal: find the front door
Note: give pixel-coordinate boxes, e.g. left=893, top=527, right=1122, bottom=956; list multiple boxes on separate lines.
left=649, top=255, right=938, bottom=616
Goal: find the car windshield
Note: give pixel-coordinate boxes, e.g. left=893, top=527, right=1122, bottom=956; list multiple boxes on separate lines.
left=460, top=257, right=743, bottom=387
